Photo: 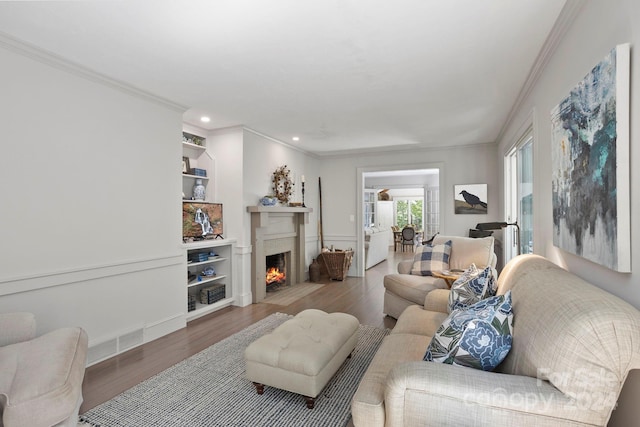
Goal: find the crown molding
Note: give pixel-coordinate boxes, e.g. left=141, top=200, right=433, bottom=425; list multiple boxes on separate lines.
left=316, top=140, right=497, bottom=160
left=0, top=31, right=188, bottom=113
left=496, top=0, right=586, bottom=143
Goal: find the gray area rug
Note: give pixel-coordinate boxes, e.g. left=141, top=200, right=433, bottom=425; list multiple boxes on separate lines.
left=81, top=313, right=389, bottom=427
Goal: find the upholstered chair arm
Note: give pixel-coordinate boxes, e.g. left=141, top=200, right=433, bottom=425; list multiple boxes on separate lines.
left=385, top=362, right=592, bottom=427
left=489, top=252, right=498, bottom=269
left=0, top=312, right=36, bottom=347
left=423, top=289, right=450, bottom=313
left=397, top=260, right=412, bottom=274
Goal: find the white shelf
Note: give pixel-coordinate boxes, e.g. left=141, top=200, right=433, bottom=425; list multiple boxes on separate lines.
left=187, top=274, right=227, bottom=288
left=182, top=173, right=209, bottom=180
left=183, top=239, right=234, bottom=250
left=182, top=141, right=206, bottom=152
left=187, top=256, right=227, bottom=267
left=186, top=297, right=234, bottom=321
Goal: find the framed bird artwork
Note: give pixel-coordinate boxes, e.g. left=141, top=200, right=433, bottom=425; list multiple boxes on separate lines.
left=454, top=184, right=488, bottom=214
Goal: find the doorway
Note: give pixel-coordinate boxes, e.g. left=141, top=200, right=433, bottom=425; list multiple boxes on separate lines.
left=357, top=165, right=442, bottom=276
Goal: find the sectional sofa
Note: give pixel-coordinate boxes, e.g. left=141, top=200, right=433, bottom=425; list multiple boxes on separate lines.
left=352, top=254, right=640, bottom=426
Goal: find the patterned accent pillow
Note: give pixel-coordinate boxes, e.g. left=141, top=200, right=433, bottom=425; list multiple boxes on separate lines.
left=448, top=265, right=496, bottom=313
left=424, top=291, right=513, bottom=371
left=410, top=240, right=452, bottom=276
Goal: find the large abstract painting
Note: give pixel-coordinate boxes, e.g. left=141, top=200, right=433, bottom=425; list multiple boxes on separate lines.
left=551, top=44, right=630, bottom=272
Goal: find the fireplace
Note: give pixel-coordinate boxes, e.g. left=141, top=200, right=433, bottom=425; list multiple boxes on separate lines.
left=248, top=206, right=312, bottom=303
left=266, top=252, right=289, bottom=290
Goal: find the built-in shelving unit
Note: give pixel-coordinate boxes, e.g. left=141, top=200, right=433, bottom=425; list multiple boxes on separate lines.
left=181, top=128, right=233, bottom=321
left=184, top=238, right=235, bottom=321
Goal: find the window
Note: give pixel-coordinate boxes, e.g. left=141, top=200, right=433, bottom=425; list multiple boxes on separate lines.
left=394, top=198, right=423, bottom=229
left=505, top=129, right=533, bottom=261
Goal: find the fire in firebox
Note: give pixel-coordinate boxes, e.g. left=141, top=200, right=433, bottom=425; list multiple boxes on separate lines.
left=266, top=267, right=286, bottom=287
left=266, top=253, right=287, bottom=290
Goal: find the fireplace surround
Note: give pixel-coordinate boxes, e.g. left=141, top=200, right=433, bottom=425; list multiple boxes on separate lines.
left=248, top=206, right=312, bottom=303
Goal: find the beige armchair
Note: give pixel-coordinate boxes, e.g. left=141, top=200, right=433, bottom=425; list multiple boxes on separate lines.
left=0, top=312, right=88, bottom=427
left=383, top=235, right=496, bottom=318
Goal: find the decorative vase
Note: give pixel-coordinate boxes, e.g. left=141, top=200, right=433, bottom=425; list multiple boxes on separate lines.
left=260, top=196, right=278, bottom=206
left=193, top=179, right=206, bottom=201
left=309, top=258, right=321, bottom=283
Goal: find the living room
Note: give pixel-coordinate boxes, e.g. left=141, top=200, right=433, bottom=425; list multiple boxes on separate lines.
left=1, top=0, right=639, bottom=426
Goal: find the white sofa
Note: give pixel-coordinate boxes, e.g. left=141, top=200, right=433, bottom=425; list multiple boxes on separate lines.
left=365, top=227, right=391, bottom=270
left=383, top=235, right=496, bottom=318
left=352, top=254, right=640, bottom=426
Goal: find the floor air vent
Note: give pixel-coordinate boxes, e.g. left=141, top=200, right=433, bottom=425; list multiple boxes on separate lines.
left=88, top=338, right=117, bottom=365
left=88, top=327, right=145, bottom=365
left=119, top=328, right=144, bottom=352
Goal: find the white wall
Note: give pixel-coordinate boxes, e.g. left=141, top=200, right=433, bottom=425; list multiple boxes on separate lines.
left=205, top=126, right=247, bottom=304
left=319, top=143, right=499, bottom=275
left=0, top=43, right=186, bottom=362
left=497, top=0, right=640, bottom=309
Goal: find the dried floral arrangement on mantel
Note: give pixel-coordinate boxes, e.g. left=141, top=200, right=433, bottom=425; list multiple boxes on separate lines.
left=272, top=165, right=294, bottom=204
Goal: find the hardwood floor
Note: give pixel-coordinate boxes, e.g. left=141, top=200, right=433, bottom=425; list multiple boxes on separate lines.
left=80, top=249, right=412, bottom=413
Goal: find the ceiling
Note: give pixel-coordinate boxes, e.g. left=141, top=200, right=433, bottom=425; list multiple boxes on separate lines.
left=0, top=1, right=567, bottom=156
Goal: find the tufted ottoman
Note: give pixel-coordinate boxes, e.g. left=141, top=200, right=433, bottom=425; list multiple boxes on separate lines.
left=245, top=309, right=359, bottom=408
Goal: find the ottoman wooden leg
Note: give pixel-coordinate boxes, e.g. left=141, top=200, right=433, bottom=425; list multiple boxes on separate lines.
left=253, top=382, right=264, bottom=395
left=304, top=396, right=315, bottom=409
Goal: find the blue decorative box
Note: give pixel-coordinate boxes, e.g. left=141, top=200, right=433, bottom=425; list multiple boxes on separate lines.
left=191, top=168, right=207, bottom=177
left=190, top=252, right=209, bottom=262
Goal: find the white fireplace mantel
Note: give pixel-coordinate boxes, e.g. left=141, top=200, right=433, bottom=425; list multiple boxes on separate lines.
left=247, top=206, right=313, bottom=214
left=247, top=206, right=313, bottom=303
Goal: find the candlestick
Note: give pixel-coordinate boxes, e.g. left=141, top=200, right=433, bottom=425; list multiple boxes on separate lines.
left=301, top=182, right=306, bottom=207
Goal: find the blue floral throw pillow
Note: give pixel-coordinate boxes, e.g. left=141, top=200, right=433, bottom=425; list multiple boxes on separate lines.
left=448, top=265, right=496, bottom=313
left=424, top=291, right=513, bottom=371
left=410, top=240, right=452, bottom=276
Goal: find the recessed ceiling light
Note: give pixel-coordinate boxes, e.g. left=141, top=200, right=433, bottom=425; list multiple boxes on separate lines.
left=200, top=116, right=211, bottom=123
left=292, top=136, right=300, bottom=141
